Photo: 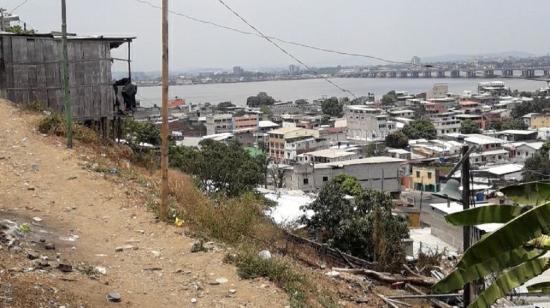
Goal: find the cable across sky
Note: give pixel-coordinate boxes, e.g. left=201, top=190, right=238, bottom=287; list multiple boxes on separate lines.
left=132, top=0, right=413, bottom=67
left=10, top=0, right=31, bottom=13
left=215, top=0, right=357, bottom=97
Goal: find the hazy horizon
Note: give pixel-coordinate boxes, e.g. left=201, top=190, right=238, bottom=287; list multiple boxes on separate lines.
left=5, top=0, right=550, bottom=72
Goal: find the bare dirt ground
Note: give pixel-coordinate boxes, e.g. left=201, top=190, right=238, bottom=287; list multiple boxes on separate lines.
left=0, top=100, right=289, bottom=308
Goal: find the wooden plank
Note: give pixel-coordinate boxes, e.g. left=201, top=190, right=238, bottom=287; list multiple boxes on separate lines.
left=11, top=37, right=29, bottom=64
left=13, top=65, right=29, bottom=89
left=0, top=37, right=5, bottom=91
left=3, top=37, right=13, bottom=89
left=83, top=86, right=92, bottom=119
left=26, top=38, right=36, bottom=64
left=33, top=38, right=45, bottom=63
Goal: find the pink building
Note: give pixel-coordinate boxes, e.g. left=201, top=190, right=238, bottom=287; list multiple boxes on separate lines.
left=233, top=114, right=259, bottom=132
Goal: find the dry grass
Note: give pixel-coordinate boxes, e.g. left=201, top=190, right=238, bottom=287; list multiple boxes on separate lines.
left=38, top=112, right=101, bottom=145
left=166, top=170, right=282, bottom=244
left=165, top=170, right=342, bottom=307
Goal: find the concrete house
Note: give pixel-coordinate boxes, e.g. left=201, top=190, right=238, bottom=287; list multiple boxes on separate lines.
left=345, top=106, right=397, bottom=142
left=286, top=156, right=405, bottom=195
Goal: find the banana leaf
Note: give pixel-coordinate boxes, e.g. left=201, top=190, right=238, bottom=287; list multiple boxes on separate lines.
left=434, top=247, right=544, bottom=293
left=525, top=235, right=550, bottom=250
left=445, top=205, right=526, bottom=226
left=527, top=281, right=550, bottom=292
left=470, top=257, right=550, bottom=308
left=500, top=181, right=550, bottom=206
left=458, top=202, right=550, bottom=269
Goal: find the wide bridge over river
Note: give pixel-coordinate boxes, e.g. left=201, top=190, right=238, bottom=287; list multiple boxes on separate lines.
left=337, top=68, right=550, bottom=79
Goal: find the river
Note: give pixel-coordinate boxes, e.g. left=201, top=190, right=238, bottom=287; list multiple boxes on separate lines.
left=137, top=78, right=548, bottom=107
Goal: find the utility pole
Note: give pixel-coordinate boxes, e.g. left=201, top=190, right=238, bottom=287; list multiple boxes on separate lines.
left=159, top=0, right=169, bottom=220
left=461, top=145, right=472, bottom=306
left=61, top=0, right=72, bottom=148
left=1, top=9, right=5, bottom=31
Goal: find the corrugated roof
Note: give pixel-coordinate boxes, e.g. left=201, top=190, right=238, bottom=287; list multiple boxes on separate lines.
left=482, top=164, right=524, bottom=175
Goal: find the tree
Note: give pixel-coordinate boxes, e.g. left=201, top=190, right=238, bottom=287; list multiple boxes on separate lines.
left=259, top=105, right=272, bottom=118
left=170, top=139, right=266, bottom=197
left=321, top=97, right=343, bottom=117
left=5, top=25, right=35, bottom=34
left=402, top=119, right=437, bottom=140
left=433, top=182, right=550, bottom=308
left=523, top=142, right=550, bottom=181
left=511, top=96, right=550, bottom=118
left=381, top=90, right=398, bottom=105
left=301, top=175, right=409, bottom=270
left=385, top=131, right=409, bottom=149
left=246, top=92, right=275, bottom=107
left=489, top=118, right=528, bottom=131
left=217, top=101, right=236, bottom=109
left=269, top=164, right=285, bottom=189
left=363, top=142, right=386, bottom=157
left=460, top=119, right=481, bottom=134
left=123, top=119, right=161, bottom=146
left=295, top=99, right=308, bottom=106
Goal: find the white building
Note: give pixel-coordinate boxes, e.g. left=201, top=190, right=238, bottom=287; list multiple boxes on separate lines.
left=430, top=112, right=461, bottom=136
left=283, top=136, right=327, bottom=162
left=296, top=148, right=360, bottom=164
left=345, top=106, right=397, bottom=142
left=505, top=141, right=544, bottom=163
left=389, top=109, right=415, bottom=119
left=206, top=114, right=233, bottom=135
left=427, top=83, right=449, bottom=99
left=470, top=149, right=510, bottom=166
left=285, top=156, right=406, bottom=195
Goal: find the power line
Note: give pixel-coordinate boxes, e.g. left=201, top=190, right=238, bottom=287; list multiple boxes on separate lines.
left=132, top=0, right=413, bottom=67
left=215, top=0, right=357, bottom=98
left=10, top=0, right=30, bottom=13
left=131, top=0, right=549, bottom=82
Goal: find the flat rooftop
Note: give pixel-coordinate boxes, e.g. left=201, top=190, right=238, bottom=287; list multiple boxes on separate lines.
left=315, top=156, right=405, bottom=169
left=300, top=149, right=356, bottom=159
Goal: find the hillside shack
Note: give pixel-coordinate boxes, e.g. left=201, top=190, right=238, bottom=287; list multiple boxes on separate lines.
left=0, top=32, right=134, bottom=123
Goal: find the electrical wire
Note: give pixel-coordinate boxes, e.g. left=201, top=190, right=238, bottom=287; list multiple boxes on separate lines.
left=215, top=0, right=357, bottom=98
left=131, top=0, right=549, bottom=82
left=10, top=0, right=30, bottom=13
left=132, top=0, right=414, bottom=67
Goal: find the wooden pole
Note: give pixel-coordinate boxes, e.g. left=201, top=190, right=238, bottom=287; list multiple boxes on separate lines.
left=159, top=0, right=169, bottom=220
left=461, top=145, right=472, bottom=306
left=61, top=0, right=72, bottom=148
left=1, top=9, right=5, bottom=31
left=127, top=41, right=132, bottom=82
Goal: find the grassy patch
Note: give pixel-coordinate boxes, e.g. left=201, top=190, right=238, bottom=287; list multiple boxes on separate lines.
left=166, top=170, right=282, bottom=244
left=38, top=112, right=101, bottom=145
left=166, top=170, right=339, bottom=306
left=225, top=251, right=308, bottom=307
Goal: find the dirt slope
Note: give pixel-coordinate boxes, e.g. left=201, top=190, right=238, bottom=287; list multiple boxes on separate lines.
left=0, top=100, right=288, bottom=308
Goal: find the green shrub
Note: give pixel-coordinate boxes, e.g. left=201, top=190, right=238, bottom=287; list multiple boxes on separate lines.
left=226, top=251, right=307, bottom=307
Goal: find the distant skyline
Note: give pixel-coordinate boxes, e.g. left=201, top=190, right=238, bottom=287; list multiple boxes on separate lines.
left=5, top=0, right=550, bottom=71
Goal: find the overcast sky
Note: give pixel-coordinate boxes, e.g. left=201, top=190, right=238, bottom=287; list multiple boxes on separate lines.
left=5, top=0, right=550, bottom=71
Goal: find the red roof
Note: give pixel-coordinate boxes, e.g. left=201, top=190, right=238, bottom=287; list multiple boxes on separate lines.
left=168, top=98, right=186, bottom=109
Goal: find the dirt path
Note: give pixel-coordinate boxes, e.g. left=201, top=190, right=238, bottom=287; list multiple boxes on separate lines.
left=0, top=100, right=288, bottom=308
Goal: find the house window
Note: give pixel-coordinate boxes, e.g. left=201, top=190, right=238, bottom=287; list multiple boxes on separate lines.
left=303, top=178, right=309, bottom=185
left=323, top=176, right=329, bottom=182
left=416, top=171, right=420, bottom=178
left=427, top=172, right=432, bottom=179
